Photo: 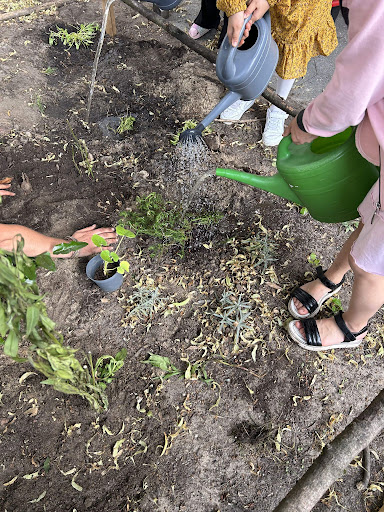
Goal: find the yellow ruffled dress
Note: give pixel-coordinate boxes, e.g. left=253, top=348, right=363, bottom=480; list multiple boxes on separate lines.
left=216, top=0, right=338, bottom=79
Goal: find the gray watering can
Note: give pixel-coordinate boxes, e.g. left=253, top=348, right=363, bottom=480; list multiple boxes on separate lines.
left=180, top=11, right=278, bottom=142
left=148, top=0, right=181, bottom=10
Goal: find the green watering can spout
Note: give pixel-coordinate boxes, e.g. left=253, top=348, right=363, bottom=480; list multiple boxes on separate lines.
left=215, top=167, right=300, bottom=204
left=215, top=128, right=379, bottom=223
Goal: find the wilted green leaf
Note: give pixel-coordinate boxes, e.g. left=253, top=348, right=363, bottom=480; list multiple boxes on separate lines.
left=143, top=354, right=172, bottom=371
left=35, top=253, right=56, bottom=271
left=43, top=457, right=50, bottom=473
left=26, top=306, right=40, bottom=336
left=4, top=330, right=18, bottom=358
left=52, top=241, right=87, bottom=255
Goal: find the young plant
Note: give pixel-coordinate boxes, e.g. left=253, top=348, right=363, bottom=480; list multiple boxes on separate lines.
left=91, top=225, right=135, bottom=276
left=170, top=119, right=212, bottom=145
left=210, top=291, right=253, bottom=352
left=120, top=192, right=222, bottom=257
left=48, top=23, right=99, bottom=50
left=0, top=238, right=124, bottom=411
left=116, top=115, right=135, bottom=135
left=88, top=348, right=127, bottom=390
left=67, top=122, right=95, bottom=178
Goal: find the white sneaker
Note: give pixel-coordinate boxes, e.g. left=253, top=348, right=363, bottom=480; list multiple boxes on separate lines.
left=262, top=108, right=289, bottom=146
left=220, top=99, right=255, bottom=122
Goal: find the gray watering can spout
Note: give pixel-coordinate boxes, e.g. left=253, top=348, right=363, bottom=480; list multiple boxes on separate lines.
left=215, top=167, right=300, bottom=203
left=179, top=91, right=241, bottom=141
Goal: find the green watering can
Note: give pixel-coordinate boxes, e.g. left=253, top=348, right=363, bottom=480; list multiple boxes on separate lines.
left=216, top=127, right=379, bottom=223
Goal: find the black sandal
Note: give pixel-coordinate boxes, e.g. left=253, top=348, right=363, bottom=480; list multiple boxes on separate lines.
left=288, top=266, right=345, bottom=320
left=288, top=311, right=368, bottom=351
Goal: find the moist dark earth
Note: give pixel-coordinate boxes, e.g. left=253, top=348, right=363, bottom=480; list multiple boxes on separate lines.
left=1, top=2, right=384, bottom=512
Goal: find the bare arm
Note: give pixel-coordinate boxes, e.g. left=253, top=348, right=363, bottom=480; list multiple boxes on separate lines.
left=0, top=224, right=117, bottom=258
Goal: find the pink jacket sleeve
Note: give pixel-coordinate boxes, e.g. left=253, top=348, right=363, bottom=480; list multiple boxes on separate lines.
left=302, top=0, right=384, bottom=137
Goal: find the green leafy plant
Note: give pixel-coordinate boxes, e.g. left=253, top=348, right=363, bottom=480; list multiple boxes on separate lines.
left=170, top=119, right=212, bottom=145
left=328, top=296, right=342, bottom=314
left=142, top=354, right=212, bottom=384
left=0, top=238, right=124, bottom=410
left=48, top=23, right=99, bottom=50
left=42, top=66, right=57, bottom=75
left=92, top=225, right=135, bottom=276
left=88, top=348, right=127, bottom=390
left=341, top=219, right=359, bottom=233
left=119, top=192, right=222, bottom=257
left=116, top=115, right=135, bottom=135
left=308, top=252, right=321, bottom=266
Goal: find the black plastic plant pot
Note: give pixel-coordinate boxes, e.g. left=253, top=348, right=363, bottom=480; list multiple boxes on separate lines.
left=86, top=254, right=124, bottom=292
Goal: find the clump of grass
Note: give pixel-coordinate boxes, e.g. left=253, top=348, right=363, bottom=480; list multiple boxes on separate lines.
left=48, top=22, right=99, bottom=50
left=170, top=119, right=213, bottom=146
left=116, top=115, right=135, bottom=135
left=119, top=192, right=222, bottom=257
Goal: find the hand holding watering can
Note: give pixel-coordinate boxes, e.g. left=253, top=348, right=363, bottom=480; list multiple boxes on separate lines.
left=227, top=0, right=270, bottom=47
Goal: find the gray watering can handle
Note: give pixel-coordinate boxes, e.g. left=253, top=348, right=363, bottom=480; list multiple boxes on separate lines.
left=223, top=14, right=253, bottom=81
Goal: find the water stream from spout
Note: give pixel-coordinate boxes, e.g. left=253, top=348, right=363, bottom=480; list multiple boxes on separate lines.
left=182, top=169, right=216, bottom=213
left=86, top=0, right=117, bottom=123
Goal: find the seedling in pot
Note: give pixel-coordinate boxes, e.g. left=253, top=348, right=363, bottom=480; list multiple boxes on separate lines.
left=92, top=225, right=135, bottom=277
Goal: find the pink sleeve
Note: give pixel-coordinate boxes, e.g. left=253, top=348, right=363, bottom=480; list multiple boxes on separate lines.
left=302, top=0, right=384, bottom=137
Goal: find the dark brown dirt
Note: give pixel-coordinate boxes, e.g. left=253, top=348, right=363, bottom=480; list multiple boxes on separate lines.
left=1, top=2, right=384, bottom=512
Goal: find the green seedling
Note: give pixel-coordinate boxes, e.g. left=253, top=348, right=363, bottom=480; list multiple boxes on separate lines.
left=28, top=94, right=46, bottom=115
left=42, top=66, right=57, bottom=75
left=126, top=286, right=164, bottom=322
left=328, top=296, right=342, bottom=314
left=48, top=23, right=99, bottom=50
left=170, top=119, right=213, bottom=145
left=0, top=237, right=123, bottom=411
left=116, top=115, right=135, bottom=135
left=142, top=354, right=212, bottom=384
left=308, top=252, right=321, bottom=267
left=341, top=219, right=359, bottom=233
left=92, top=225, right=135, bottom=276
left=120, top=192, right=222, bottom=257
left=88, top=348, right=127, bottom=390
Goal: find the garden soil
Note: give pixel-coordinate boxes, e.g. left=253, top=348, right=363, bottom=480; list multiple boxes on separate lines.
left=1, top=2, right=384, bottom=512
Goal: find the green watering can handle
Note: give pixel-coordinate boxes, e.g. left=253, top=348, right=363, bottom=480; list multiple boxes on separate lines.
left=278, top=134, right=312, bottom=160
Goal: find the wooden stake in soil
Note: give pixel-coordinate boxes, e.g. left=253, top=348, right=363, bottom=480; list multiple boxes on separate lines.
left=102, top=0, right=117, bottom=36
left=118, top=0, right=300, bottom=117
left=0, top=0, right=74, bottom=22
left=272, top=389, right=384, bottom=512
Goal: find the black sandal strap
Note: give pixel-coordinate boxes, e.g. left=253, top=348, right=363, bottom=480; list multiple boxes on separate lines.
left=334, top=311, right=368, bottom=342
left=302, top=317, right=322, bottom=346
left=316, top=266, right=345, bottom=291
left=291, top=287, right=318, bottom=314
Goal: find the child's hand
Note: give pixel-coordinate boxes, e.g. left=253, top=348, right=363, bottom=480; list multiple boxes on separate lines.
left=228, top=11, right=247, bottom=47
left=284, top=117, right=318, bottom=145
left=71, top=225, right=117, bottom=257
left=244, top=0, right=270, bottom=31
